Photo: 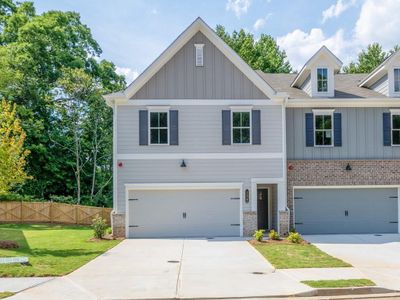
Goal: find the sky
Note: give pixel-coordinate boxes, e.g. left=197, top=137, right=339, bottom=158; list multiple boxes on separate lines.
left=33, top=0, right=400, bottom=84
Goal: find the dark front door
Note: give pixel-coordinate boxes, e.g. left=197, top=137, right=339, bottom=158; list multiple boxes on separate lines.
left=257, top=189, right=269, bottom=230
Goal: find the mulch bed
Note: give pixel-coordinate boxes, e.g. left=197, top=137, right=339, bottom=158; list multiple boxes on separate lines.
left=88, top=234, right=124, bottom=242
left=0, top=240, right=19, bottom=249
left=249, top=239, right=310, bottom=245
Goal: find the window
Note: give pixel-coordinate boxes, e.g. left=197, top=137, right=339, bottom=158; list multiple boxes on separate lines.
left=232, top=111, right=251, bottom=144
left=195, top=44, right=204, bottom=67
left=394, top=68, right=400, bottom=92
left=314, top=112, right=333, bottom=146
left=392, top=113, right=400, bottom=145
left=317, top=68, right=328, bottom=92
left=150, top=112, right=168, bottom=144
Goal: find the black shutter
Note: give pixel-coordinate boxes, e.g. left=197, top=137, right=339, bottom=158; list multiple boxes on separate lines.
left=305, top=113, right=314, bottom=147
left=252, top=110, right=261, bottom=145
left=222, top=110, right=231, bottom=145
left=334, top=113, right=342, bottom=147
left=169, top=110, right=179, bottom=145
left=139, top=110, right=148, bottom=146
left=383, top=112, right=391, bottom=146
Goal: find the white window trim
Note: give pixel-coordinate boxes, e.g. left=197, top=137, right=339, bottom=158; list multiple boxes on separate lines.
left=316, top=67, right=329, bottom=93
left=312, top=109, right=334, bottom=147
left=391, top=110, right=400, bottom=146
left=394, top=67, right=400, bottom=94
left=231, top=110, right=252, bottom=145
left=149, top=111, right=169, bottom=146
left=194, top=44, right=204, bottom=67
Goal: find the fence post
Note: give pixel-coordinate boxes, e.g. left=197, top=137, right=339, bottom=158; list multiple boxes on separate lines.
left=20, top=201, right=23, bottom=222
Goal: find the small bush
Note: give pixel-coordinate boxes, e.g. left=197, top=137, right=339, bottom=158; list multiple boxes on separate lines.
left=286, top=232, right=303, bottom=244
left=106, top=227, right=112, bottom=235
left=268, top=229, right=280, bottom=240
left=253, top=229, right=265, bottom=242
left=92, top=214, right=108, bottom=239
left=289, top=227, right=297, bottom=233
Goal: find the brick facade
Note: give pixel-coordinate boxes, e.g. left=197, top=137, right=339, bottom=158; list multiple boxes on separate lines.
left=111, top=212, right=125, bottom=238
left=287, top=160, right=400, bottom=226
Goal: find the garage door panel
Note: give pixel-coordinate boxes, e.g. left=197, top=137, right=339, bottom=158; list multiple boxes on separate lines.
left=295, top=188, right=398, bottom=234
left=128, top=189, right=240, bottom=238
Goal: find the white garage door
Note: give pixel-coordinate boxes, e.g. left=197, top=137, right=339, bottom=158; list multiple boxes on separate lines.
left=127, top=188, right=241, bottom=238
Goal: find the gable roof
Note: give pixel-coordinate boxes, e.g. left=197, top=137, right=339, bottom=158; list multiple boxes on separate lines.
left=359, top=50, right=400, bottom=87
left=104, top=17, right=277, bottom=105
left=291, top=46, right=343, bottom=88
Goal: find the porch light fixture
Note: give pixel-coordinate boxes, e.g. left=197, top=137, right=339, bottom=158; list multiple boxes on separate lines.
left=180, top=160, right=187, bottom=168
left=345, top=163, right=352, bottom=171
left=245, top=189, right=250, bottom=203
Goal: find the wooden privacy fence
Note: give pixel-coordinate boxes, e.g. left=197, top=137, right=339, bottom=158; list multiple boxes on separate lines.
left=0, top=201, right=111, bottom=225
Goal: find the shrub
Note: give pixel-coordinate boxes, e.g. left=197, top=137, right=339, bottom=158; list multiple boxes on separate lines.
left=92, top=214, right=108, bottom=239
left=253, top=229, right=265, bottom=242
left=106, top=227, right=112, bottom=235
left=268, top=229, right=280, bottom=240
left=286, top=232, right=303, bottom=244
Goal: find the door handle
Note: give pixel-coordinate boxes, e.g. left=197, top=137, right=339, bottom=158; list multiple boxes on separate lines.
left=345, top=210, right=349, bottom=217
left=182, top=212, right=187, bottom=219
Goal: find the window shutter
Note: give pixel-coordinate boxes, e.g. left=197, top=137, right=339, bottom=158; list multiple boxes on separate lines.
left=383, top=112, right=391, bottom=146
left=222, top=110, right=231, bottom=145
left=305, top=113, right=314, bottom=147
left=169, top=110, right=179, bottom=145
left=252, top=110, right=261, bottom=145
left=139, top=110, right=148, bottom=146
left=333, top=113, right=342, bottom=147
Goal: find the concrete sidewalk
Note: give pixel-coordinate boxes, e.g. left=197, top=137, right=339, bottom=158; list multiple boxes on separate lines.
left=0, top=277, right=53, bottom=293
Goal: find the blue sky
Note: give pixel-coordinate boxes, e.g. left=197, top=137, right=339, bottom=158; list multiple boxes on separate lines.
left=33, top=0, right=400, bottom=83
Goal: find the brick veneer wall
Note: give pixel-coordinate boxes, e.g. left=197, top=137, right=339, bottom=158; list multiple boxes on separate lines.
left=287, top=160, right=400, bottom=226
left=111, top=212, right=125, bottom=238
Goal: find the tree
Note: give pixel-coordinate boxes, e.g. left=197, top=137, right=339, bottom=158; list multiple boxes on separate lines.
left=216, top=25, right=292, bottom=73
left=343, top=43, right=400, bottom=73
left=0, top=100, right=30, bottom=193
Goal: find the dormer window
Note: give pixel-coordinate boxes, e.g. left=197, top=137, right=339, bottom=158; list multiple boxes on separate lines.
left=394, top=68, right=400, bottom=93
left=195, top=44, right=204, bottom=67
left=317, top=68, right=328, bottom=92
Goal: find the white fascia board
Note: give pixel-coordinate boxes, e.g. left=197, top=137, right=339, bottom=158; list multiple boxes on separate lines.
left=117, top=152, right=283, bottom=160
left=358, top=66, right=386, bottom=87
left=125, top=182, right=243, bottom=190
left=103, top=92, right=128, bottom=107
left=287, top=98, right=400, bottom=108
left=119, top=99, right=281, bottom=106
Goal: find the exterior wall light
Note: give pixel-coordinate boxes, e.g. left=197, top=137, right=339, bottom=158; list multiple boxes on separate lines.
left=345, top=163, right=352, bottom=171
left=245, top=189, right=250, bottom=203
left=180, top=160, right=187, bottom=168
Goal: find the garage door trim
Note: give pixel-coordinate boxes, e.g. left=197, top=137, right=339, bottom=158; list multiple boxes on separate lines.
left=125, top=182, right=243, bottom=238
left=292, top=185, right=400, bottom=234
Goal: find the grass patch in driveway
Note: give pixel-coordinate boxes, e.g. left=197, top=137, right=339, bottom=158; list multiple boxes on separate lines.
left=301, top=279, right=375, bottom=288
left=251, top=240, right=351, bottom=269
left=0, top=223, right=121, bottom=277
left=0, top=292, right=14, bottom=299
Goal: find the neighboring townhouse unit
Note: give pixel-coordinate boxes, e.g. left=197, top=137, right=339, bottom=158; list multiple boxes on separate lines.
left=104, top=17, right=400, bottom=238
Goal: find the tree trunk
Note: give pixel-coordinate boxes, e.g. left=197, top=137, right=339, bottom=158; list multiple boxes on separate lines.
left=90, top=117, right=98, bottom=202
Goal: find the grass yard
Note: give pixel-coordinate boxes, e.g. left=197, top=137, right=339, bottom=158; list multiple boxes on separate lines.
left=252, top=241, right=351, bottom=269
left=0, top=292, right=14, bottom=299
left=0, top=223, right=121, bottom=277
left=301, top=279, right=376, bottom=288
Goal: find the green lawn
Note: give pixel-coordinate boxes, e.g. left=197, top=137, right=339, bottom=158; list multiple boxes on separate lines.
left=0, top=292, right=14, bottom=299
left=0, top=224, right=121, bottom=277
left=301, top=279, right=375, bottom=288
left=252, top=242, right=351, bottom=269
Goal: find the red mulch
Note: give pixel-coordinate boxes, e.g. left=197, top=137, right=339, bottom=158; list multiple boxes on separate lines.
left=0, top=240, right=19, bottom=249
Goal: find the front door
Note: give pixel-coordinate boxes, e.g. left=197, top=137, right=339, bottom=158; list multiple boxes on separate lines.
left=257, top=189, right=269, bottom=230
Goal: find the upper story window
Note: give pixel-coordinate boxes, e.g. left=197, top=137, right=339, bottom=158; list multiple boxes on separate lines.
left=150, top=111, right=169, bottom=145
left=314, top=111, right=333, bottom=146
left=394, top=68, right=400, bottom=93
left=392, top=113, right=400, bottom=145
left=195, top=44, right=204, bottom=67
left=232, top=111, right=251, bottom=144
left=317, top=68, right=328, bottom=92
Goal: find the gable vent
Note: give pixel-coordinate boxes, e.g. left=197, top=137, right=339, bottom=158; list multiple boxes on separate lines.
left=195, top=44, right=204, bottom=67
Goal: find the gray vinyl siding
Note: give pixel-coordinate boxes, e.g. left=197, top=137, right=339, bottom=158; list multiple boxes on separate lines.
left=287, top=107, right=400, bottom=159
left=131, top=32, right=267, bottom=99
left=301, top=74, right=311, bottom=96
left=115, top=158, right=283, bottom=213
left=117, top=105, right=283, bottom=153
left=371, top=74, right=389, bottom=96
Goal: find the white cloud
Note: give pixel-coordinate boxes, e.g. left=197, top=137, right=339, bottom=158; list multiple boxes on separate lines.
left=277, top=28, right=347, bottom=71
left=354, top=0, right=400, bottom=48
left=253, top=14, right=272, bottom=31
left=115, top=67, right=139, bottom=84
left=226, top=0, right=252, bottom=18
left=322, top=0, right=356, bottom=23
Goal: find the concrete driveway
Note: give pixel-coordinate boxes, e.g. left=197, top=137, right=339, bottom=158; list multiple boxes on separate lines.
left=10, top=238, right=311, bottom=299
left=305, top=234, right=400, bottom=291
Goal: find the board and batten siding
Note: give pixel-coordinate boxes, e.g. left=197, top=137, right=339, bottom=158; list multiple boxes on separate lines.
left=131, top=32, right=267, bottom=99
left=287, top=107, right=400, bottom=159
left=117, top=105, right=283, bottom=153
left=116, top=158, right=283, bottom=213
